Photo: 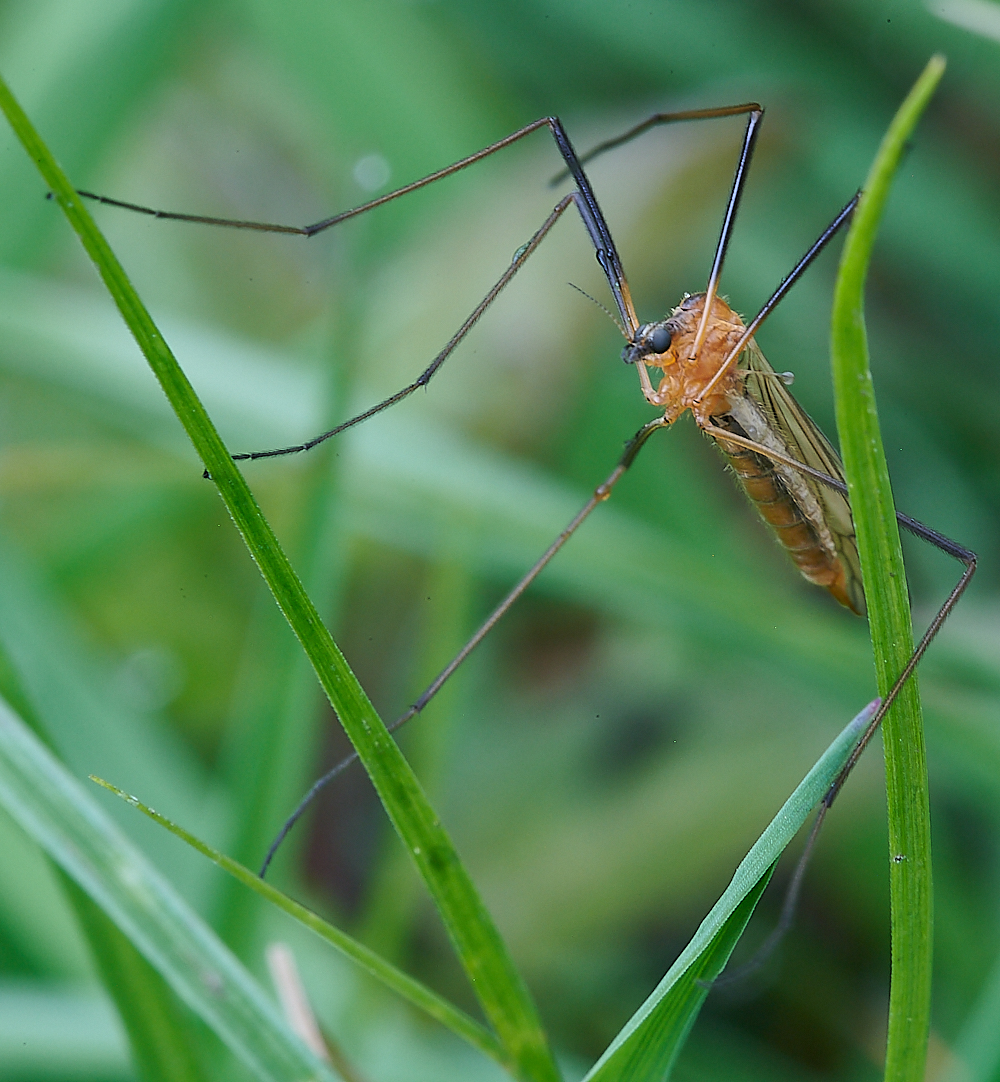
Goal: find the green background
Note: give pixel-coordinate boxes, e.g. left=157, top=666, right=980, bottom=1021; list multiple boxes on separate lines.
left=0, top=1, right=998, bottom=1080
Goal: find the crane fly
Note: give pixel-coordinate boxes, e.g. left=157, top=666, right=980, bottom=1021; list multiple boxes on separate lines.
left=75, top=103, right=975, bottom=877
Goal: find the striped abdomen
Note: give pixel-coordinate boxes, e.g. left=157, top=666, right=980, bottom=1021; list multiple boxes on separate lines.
left=715, top=421, right=858, bottom=612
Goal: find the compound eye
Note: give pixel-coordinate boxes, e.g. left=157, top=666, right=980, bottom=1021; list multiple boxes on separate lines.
left=649, top=325, right=672, bottom=353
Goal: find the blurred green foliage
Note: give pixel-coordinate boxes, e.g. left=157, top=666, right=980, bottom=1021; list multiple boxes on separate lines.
left=0, top=1, right=998, bottom=1080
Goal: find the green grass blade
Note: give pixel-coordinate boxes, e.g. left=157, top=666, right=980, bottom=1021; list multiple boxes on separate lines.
left=92, top=775, right=508, bottom=1069
left=0, top=695, right=338, bottom=1082
left=582, top=703, right=874, bottom=1082
left=829, top=54, right=946, bottom=1082
left=0, top=633, right=207, bottom=1082
left=0, top=72, right=558, bottom=1082
left=64, top=881, right=206, bottom=1082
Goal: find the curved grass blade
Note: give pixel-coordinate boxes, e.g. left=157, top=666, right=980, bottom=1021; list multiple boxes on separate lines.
left=0, top=73, right=558, bottom=1082
left=0, top=633, right=206, bottom=1082
left=65, top=883, right=207, bottom=1082
left=91, top=774, right=508, bottom=1069
left=582, top=703, right=874, bottom=1082
left=830, top=55, right=946, bottom=1082
left=0, top=695, right=338, bottom=1082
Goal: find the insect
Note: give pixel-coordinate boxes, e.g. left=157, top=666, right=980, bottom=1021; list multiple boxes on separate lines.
left=77, top=104, right=975, bottom=877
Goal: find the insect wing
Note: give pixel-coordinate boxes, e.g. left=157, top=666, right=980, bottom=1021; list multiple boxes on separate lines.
left=742, top=341, right=865, bottom=614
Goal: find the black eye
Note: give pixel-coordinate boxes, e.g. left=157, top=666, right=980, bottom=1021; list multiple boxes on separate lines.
left=649, top=325, right=672, bottom=353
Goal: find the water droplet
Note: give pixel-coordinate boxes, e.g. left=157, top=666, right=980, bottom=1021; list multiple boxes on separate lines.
left=352, top=153, right=391, bottom=192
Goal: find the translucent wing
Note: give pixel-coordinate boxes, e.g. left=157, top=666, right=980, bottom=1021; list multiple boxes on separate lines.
left=741, top=341, right=865, bottom=614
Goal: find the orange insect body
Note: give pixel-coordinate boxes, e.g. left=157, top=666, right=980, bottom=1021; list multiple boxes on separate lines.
left=626, top=293, right=864, bottom=614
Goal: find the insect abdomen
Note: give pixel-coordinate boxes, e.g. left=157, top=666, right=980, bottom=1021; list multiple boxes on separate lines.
left=721, top=441, right=857, bottom=611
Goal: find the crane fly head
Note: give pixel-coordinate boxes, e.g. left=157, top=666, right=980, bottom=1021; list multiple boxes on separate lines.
left=622, top=293, right=747, bottom=423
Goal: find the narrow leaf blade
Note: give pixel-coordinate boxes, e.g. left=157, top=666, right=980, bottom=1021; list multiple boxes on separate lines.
left=0, top=696, right=337, bottom=1082
left=584, top=703, right=873, bottom=1082
left=91, top=775, right=508, bottom=1069
left=830, top=55, right=946, bottom=1082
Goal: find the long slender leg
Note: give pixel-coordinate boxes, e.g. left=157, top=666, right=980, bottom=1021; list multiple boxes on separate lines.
left=774, top=531, right=972, bottom=956
left=263, top=419, right=974, bottom=879
left=549, top=103, right=762, bottom=181
left=557, top=104, right=765, bottom=382
left=75, top=118, right=557, bottom=235
left=81, top=114, right=653, bottom=457
left=257, top=416, right=670, bottom=876
left=401, top=416, right=666, bottom=719
left=691, top=108, right=764, bottom=358
left=552, top=104, right=773, bottom=340
left=230, top=194, right=576, bottom=461
left=74, top=115, right=639, bottom=329
left=564, top=104, right=766, bottom=376
left=695, top=191, right=861, bottom=404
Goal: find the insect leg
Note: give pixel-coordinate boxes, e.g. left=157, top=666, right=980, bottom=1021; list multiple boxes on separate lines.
left=78, top=112, right=648, bottom=458
left=68, top=189, right=309, bottom=234
left=697, top=191, right=860, bottom=404
left=561, top=102, right=767, bottom=357
left=549, top=102, right=763, bottom=182
left=230, top=193, right=578, bottom=461
left=402, top=416, right=669, bottom=718
left=258, top=416, right=671, bottom=876
left=693, top=109, right=764, bottom=351
left=553, top=104, right=768, bottom=368
left=73, top=117, right=564, bottom=235
left=74, top=113, right=636, bottom=328
left=720, top=534, right=971, bottom=985
left=549, top=104, right=776, bottom=340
